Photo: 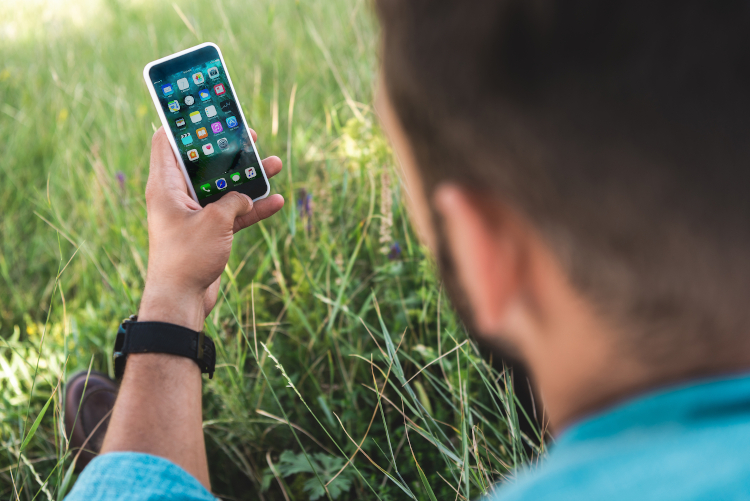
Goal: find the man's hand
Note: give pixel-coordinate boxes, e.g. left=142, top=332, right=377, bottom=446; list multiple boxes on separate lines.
left=138, top=127, right=284, bottom=331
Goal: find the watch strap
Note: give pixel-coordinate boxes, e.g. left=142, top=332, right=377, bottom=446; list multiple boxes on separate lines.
left=114, top=320, right=215, bottom=380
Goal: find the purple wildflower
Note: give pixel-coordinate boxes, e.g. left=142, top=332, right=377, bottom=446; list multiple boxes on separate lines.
left=296, top=189, right=314, bottom=231
left=116, top=171, right=126, bottom=191
left=388, top=241, right=402, bottom=261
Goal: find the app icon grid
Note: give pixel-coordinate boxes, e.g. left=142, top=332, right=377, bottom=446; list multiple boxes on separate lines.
left=155, top=59, right=261, bottom=198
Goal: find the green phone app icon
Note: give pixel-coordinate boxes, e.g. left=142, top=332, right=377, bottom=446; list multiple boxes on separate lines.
left=199, top=183, right=211, bottom=196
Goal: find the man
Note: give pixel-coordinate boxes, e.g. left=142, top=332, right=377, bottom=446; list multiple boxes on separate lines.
left=66, top=0, right=750, bottom=499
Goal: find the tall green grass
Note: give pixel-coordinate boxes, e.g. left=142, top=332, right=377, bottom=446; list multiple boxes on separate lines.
left=0, top=1, right=542, bottom=499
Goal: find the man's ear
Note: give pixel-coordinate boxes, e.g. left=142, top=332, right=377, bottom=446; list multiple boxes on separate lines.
left=433, top=184, right=524, bottom=336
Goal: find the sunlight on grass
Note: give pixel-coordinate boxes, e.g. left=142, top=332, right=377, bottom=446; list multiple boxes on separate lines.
left=1, top=0, right=134, bottom=42
left=0, top=0, right=541, bottom=499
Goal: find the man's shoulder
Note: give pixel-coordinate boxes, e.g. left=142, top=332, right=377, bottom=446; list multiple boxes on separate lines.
left=487, top=422, right=750, bottom=501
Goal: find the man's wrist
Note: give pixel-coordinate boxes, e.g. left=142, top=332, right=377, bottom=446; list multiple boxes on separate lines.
left=139, top=283, right=205, bottom=332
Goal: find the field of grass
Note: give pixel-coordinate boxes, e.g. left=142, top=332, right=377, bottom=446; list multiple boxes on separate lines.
left=0, top=1, right=541, bottom=499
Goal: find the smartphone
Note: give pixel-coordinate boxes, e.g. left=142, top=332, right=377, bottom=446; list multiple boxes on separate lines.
left=143, top=43, right=270, bottom=206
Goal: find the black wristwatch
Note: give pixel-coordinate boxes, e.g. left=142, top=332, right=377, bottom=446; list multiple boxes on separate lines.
left=113, top=315, right=216, bottom=380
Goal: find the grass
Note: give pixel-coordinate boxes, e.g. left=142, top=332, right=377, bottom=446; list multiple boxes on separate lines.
left=0, top=0, right=543, bottom=499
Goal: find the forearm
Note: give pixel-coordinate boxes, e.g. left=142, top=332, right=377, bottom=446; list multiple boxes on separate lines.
left=101, top=353, right=210, bottom=488
left=100, top=291, right=210, bottom=488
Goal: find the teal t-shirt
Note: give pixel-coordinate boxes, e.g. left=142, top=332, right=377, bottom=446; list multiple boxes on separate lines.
left=65, top=452, right=216, bottom=501
left=489, top=372, right=750, bottom=500
left=67, top=373, right=750, bottom=500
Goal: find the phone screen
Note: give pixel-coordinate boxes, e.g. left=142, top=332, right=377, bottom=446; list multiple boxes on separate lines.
left=148, top=45, right=268, bottom=205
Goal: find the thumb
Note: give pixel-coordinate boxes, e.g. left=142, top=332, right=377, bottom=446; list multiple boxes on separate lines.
left=207, top=191, right=254, bottom=223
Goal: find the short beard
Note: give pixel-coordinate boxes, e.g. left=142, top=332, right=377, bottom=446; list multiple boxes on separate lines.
left=433, top=210, right=543, bottom=435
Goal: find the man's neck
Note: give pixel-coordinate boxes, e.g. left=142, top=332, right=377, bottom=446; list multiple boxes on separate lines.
left=511, top=259, right=657, bottom=433
left=526, top=325, right=750, bottom=433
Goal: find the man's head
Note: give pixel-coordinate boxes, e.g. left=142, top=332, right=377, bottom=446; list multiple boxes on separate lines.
left=375, top=0, right=750, bottom=427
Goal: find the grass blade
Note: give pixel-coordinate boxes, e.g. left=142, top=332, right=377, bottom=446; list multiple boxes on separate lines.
left=21, top=389, right=55, bottom=452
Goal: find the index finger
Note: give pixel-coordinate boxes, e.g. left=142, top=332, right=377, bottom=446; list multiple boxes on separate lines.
left=145, top=127, right=193, bottom=206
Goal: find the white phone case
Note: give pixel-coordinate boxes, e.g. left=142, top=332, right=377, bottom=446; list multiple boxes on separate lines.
left=143, top=42, right=270, bottom=203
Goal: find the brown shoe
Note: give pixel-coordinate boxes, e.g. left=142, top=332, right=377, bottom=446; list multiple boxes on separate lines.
left=64, top=371, right=118, bottom=471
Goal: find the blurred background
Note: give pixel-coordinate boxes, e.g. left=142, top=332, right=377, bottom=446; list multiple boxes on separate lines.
left=0, top=1, right=540, bottom=499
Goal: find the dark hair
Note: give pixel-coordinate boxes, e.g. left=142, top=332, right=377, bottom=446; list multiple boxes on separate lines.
left=376, top=0, right=750, bottom=370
